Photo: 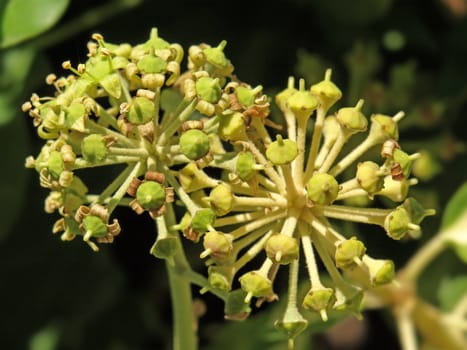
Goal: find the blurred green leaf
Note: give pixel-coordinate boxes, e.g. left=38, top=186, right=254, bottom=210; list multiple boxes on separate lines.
left=441, top=183, right=467, bottom=263
left=441, top=182, right=467, bottom=230
left=0, top=114, right=28, bottom=242
left=438, top=275, right=467, bottom=312
left=29, top=323, right=60, bottom=350
left=0, top=46, right=36, bottom=125
left=0, top=0, right=69, bottom=48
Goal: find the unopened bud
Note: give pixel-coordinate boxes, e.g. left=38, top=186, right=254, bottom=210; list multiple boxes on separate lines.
left=287, top=79, right=318, bottom=120
left=266, top=135, right=298, bottom=165
left=356, top=161, right=385, bottom=197
left=362, top=256, right=395, bottom=286
left=136, top=181, right=166, bottom=211
left=335, top=237, right=366, bottom=269
left=195, top=77, right=222, bottom=103
left=239, top=271, right=273, bottom=302
left=151, top=236, right=178, bottom=260
left=179, top=129, right=210, bottom=160
left=369, top=114, right=399, bottom=143
left=81, top=134, right=108, bottom=163
left=306, top=173, right=339, bottom=205
left=265, top=234, right=299, bottom=265
left=127, top=96, right=156, bottom=125
left=384, top=206, right=411, bottom=240
left=310, top=69, right=342, bottom=110
left=336, top=100, right=367, bottom=134
left=302, top=287, right=335, bottom=321
left=202, top=230, right=233, bottom=262
left=218, top=112, right=248, bottom=141
left=191, top=208, right=216, bottom=233
left=137, top=55, right=167, bottom=74
left=224, top=289, right=251, bottom=321
left=208, top=183, right=233, bottom=216
left=236, top=151, right=258, bottom=181
left=208, top=265, right=234, bottom=292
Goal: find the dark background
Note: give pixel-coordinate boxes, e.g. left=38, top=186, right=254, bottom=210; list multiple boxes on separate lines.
left=1, top=0, right=466, bottom=349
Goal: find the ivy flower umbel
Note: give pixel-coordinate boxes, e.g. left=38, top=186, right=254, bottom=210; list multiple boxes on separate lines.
left=25, top=28, right=434, bottom=347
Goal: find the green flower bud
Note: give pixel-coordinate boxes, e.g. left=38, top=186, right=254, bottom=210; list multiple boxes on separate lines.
left=310, top=69, right=342, bottom=110
left=402, top=197, right=435, bottom=225
left=82, top=215, right=108, bottom=238
left=306, top=173, right=339, bottom=205
left=195, top=77, right=222, bottom=103
left=47, top=151, right=65, bottom=179
left=302, top=287, right=335, bottom=320
left=144, top=28, right=171, bottom=51
left=265, top=234, right=299, bottom=265
left=356, top=161, right=385, bottom=197
left=127, top=96, right=155, bottom=125
left=209, top=183, right=233, bottom=216
left=136, top=181, right=165, bottom=210
left=275, top=77, right=298, bottom=111
left=266, top=135, right=298, bottom=165
left=335, top=237, right=366, bottom=269
left=202, top=230, right=233, bottom=261
left=81, top=134, right=108, bottom=163
left=236, top=151, right=257, bottom=181
left=287, top=80, right=318, bottom=120
left=151, top=236, right=178, bottom=260
left=274, top=308, right=308, bottom=344
left=179, top=129, right=210, bottom=160
left=208, top=265, right=234, bottom=292
left=363, top=256, right=395, bottom=286
left=203, top=40, right=230, bottom=68
left=392, top=148, right=413, bottom=179
left=369, top=114, right=399, bottom=143
left=218, top=112, right=248, bottom=141
left=224, top=289, right=251, bottom=321
left=333, top=287, right=364, bottom=319
left=137, top=55, right=167, bottom=74
left=239, top=271, right=273, bottom=300
left=236, top=86, right=257, bottom=107
left=384, top=206, right=411, bottom=240
left=191, top=208, right=216, bottom=233
left=336, top=100, right=367, bottom=134
left=235, top=85, right=263, bottom=107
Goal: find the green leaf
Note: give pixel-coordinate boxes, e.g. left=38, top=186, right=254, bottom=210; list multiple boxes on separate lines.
left=441, top=182, right=467, bottom=230
left=0, top=46, right=36, bottom=125
left=0, top=114, right=28, bottom=242
left=441, top=183, right=467, bottom=263
left=438, top=275, right=467, bottom=312
left=0, top=0, right=69, bottom=48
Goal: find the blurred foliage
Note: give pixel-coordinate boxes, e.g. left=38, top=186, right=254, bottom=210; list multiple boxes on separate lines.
left=0, top=0, right=466, bottom=349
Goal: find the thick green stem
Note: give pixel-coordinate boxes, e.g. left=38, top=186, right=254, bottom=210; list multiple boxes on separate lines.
left=162, top=205, right=197, bottom=350
left=166, top=254, right=197, bottom=350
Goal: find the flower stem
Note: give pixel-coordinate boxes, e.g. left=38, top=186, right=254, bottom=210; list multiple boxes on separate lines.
left=163, top=204, right=197, bottom=350
left=304, top=106, right=326, bottom=179
left=395, top=308, right=418, bottom=350
left=402, top=229, right=447, bottom=282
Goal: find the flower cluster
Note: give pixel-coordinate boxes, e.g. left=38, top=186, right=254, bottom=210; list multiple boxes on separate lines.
left=25, top=28, right=434, bottom=341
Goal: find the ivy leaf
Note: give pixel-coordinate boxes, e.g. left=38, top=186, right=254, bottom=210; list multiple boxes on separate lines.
left=441, top=183, right=467, bottom=263
left=438, top=275, right=467, bottom=312
left=0, top=0, right=69, bottom=48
